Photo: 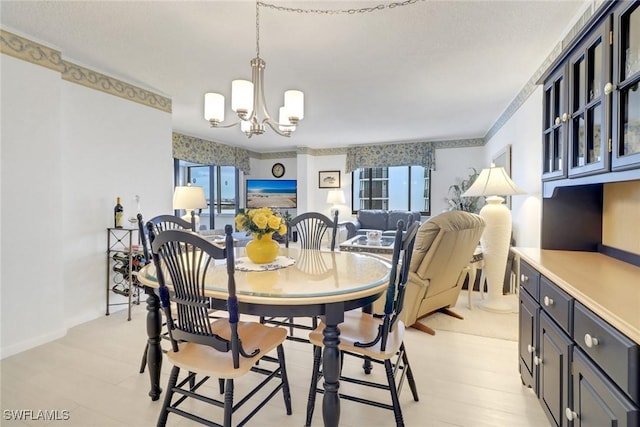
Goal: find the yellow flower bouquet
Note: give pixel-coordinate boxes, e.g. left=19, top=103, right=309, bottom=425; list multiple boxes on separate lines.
left=235, top=207, right=287, bottom=240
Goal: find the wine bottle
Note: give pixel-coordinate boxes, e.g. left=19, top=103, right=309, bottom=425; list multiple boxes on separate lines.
left=114, top=197, right=124, bottom=228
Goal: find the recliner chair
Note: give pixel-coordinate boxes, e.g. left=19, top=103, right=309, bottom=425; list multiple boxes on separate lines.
left=394, top=210, right=486, bottom=334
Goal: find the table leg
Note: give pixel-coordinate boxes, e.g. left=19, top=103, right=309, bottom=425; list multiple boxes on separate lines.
left=322, top=304, right=344, bottom=427
left=361, top=304, right=373, bottom=374
left=144, top=286, right=163, bottom=401
left=467, top=266, right=477, bottom=310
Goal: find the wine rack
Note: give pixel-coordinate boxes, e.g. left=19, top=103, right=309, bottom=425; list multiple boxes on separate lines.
left=106, top=227, right=144, bottom=321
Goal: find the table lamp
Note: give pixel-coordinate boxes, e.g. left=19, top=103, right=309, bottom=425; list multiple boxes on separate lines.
left=173, top=185, right=208, bottom=231
left=326, top=189, right=346, bottom=217
left=463, top=164, right=525, bottom=313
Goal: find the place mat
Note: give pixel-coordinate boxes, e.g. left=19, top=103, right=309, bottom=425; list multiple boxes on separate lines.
left=235, top=256, right=296, bottom=272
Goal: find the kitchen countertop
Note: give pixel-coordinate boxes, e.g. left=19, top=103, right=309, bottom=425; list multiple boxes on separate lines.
left=513, top=247, right=640, bottom=344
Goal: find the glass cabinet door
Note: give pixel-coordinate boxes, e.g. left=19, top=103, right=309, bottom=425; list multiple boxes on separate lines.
left=568, top=22, right=611, bottom=177
left=542, top=66, right=568, bottom=181
left=613, top=1, right=640, bottom=170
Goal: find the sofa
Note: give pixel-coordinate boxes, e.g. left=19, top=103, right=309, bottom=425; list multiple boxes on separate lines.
left=346, top=209, right=422, bottom=237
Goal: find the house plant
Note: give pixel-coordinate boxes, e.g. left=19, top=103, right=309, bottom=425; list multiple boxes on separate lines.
left=447, top=167, right=482, bottom=213
left=235, top=208, right=287, bottom=264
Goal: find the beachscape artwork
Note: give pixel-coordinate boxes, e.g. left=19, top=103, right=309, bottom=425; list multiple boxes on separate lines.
left=246, top=179, right=297, bottom=208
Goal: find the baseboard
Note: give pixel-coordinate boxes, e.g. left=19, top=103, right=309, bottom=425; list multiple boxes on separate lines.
left=1, top=328, right=67, bottom=360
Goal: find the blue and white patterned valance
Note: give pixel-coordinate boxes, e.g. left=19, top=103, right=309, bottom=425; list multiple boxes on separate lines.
left=172, top=132, right=251, bottom=174
left=345, top=141, right=435, bottom=173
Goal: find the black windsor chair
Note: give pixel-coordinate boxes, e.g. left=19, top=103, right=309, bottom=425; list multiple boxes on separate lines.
left=151, top=225, right=292, bottom=427
left=305, top=219, right=420, bottom=427
left=261, top=211, right=339, bottom=343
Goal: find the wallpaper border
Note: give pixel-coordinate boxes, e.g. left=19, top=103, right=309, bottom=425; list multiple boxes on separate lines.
left=1, top=30, right=171, bottom=113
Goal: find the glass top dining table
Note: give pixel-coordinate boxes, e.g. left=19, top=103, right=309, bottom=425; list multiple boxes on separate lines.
left=136, top=246, right=392, bottom=427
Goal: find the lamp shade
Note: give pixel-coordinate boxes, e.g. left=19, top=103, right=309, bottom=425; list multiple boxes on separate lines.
left=462, top=165, right=525, bottom=197
left=204, top=93, right=225, bottom=122
left=278, top=106, right=296, bottom=132
left=326, top=190, right=346, bottom=205
left=284, top=90, right=304, bottom=121
left=231, top=79, right=253, bottom=115
left=172, top=186, right=208, bottom=210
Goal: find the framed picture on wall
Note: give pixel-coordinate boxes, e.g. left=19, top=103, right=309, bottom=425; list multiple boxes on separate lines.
left=318, top=170, right=341, bottom=188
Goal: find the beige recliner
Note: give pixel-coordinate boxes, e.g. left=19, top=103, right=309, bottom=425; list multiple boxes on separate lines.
left=400, top=211, right=485, bottom=334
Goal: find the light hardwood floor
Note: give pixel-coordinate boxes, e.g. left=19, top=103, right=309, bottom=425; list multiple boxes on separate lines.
left=0, top=305, right=549, bottom=426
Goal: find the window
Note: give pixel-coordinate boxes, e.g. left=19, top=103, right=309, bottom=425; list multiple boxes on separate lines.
left=352, top=166, right=430, bottom=215
left=175, top=160, right=238, bottom=229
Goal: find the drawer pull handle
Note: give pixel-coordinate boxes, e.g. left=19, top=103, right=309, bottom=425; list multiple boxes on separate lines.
left=584, top=333, right=599, bottom=348
left=565, top=408, right=578, bottom=421
left=534, top=356, right=542, bottom=366
left=521, top=274, right=528, bottom=283
left=527, top=344, right=535, bottom=354
left=543, top=296, right=554, bottom=306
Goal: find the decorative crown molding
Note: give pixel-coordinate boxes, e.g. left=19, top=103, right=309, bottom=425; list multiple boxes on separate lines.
left=1, top=30, right=171, bottom=113
left=432, top=138, right=484, bottom=149
left=253, top=151, right=297, bottom=160
left=62, top=61, right=171, bottom=113
left=0, top=30, right=64, bottom=72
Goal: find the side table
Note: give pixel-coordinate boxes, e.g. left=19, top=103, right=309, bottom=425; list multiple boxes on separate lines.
left=465, top=246, right=486, bottom=309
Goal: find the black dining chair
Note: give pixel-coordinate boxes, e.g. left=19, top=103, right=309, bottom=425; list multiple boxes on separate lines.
left=151, top=224, right=292, bottom=427
left=137, top=213, right=224, bottom=374
left=262, top=211, right=339, bottom=342
left=285, top=211, right=339, bottom=251
left=305, top=219, right=420, bottom=427
left=147, top=214, right=195, bottom=233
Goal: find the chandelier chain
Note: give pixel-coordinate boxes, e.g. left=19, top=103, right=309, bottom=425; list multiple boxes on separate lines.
left=257, top=0, right=422, bottom=15
left=256, top=1, right=260, bottom=57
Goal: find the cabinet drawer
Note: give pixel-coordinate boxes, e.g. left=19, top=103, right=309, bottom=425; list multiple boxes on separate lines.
left=520, top=260, right=540, bottom=301
left=574, top=301, right=640, bottom=405
left=540, top=276, right=573, bottom=335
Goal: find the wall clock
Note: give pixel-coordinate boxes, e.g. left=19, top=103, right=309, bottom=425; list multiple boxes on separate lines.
left=271, top=162, right=285, bottom=178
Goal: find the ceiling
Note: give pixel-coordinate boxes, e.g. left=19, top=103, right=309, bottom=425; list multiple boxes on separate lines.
left=1, top=0, right=586, bottom=153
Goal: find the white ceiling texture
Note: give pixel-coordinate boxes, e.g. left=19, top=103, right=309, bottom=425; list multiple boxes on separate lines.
left=1, top=0, right=587, bottom=152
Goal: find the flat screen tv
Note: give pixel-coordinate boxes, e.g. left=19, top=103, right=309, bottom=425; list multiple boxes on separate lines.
left=246, top=179, right=297, bottom=209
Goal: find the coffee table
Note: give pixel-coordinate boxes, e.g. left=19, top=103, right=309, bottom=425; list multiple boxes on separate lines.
left=339, top=234, right=396, bottom=254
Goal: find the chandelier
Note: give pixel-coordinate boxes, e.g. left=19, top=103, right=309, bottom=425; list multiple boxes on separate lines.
left=203, top=2, right=304, bottom=138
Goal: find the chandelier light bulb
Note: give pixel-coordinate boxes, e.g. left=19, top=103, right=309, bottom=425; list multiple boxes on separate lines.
left=240, top=119, right=252, bottom=134
left=278, top=106, right=295, bottom=133
left=204, top=93, right=225, bottom=123
left=284, top=90, right=304, bottom=122
left=231, top=80, right=253, bottom=115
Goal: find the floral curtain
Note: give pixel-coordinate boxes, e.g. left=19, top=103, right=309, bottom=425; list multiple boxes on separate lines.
left=172, top=132, right=251, bottom=174
left=345, top=141, right=435, bottom=173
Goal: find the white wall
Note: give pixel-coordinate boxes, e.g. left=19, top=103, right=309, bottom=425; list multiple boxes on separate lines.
left=431, top=146, right=485, bottom=216
left=1, top=55, right=173, bottom=358
left=60, top=81, right=173, bottom=326
left=1, top=55, right=66, bottom=355
left=484, top=88, right=544, bottom=248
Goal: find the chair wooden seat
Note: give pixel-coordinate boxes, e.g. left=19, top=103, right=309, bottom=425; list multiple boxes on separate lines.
left=169, top=320, right=287, bottom=379
left=309, top=311, right=405, bottom=361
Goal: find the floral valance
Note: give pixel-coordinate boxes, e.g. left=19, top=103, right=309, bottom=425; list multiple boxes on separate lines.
left=172, top=132, right=250, bottom=174
left=345, top=141, right=435, bottom=173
